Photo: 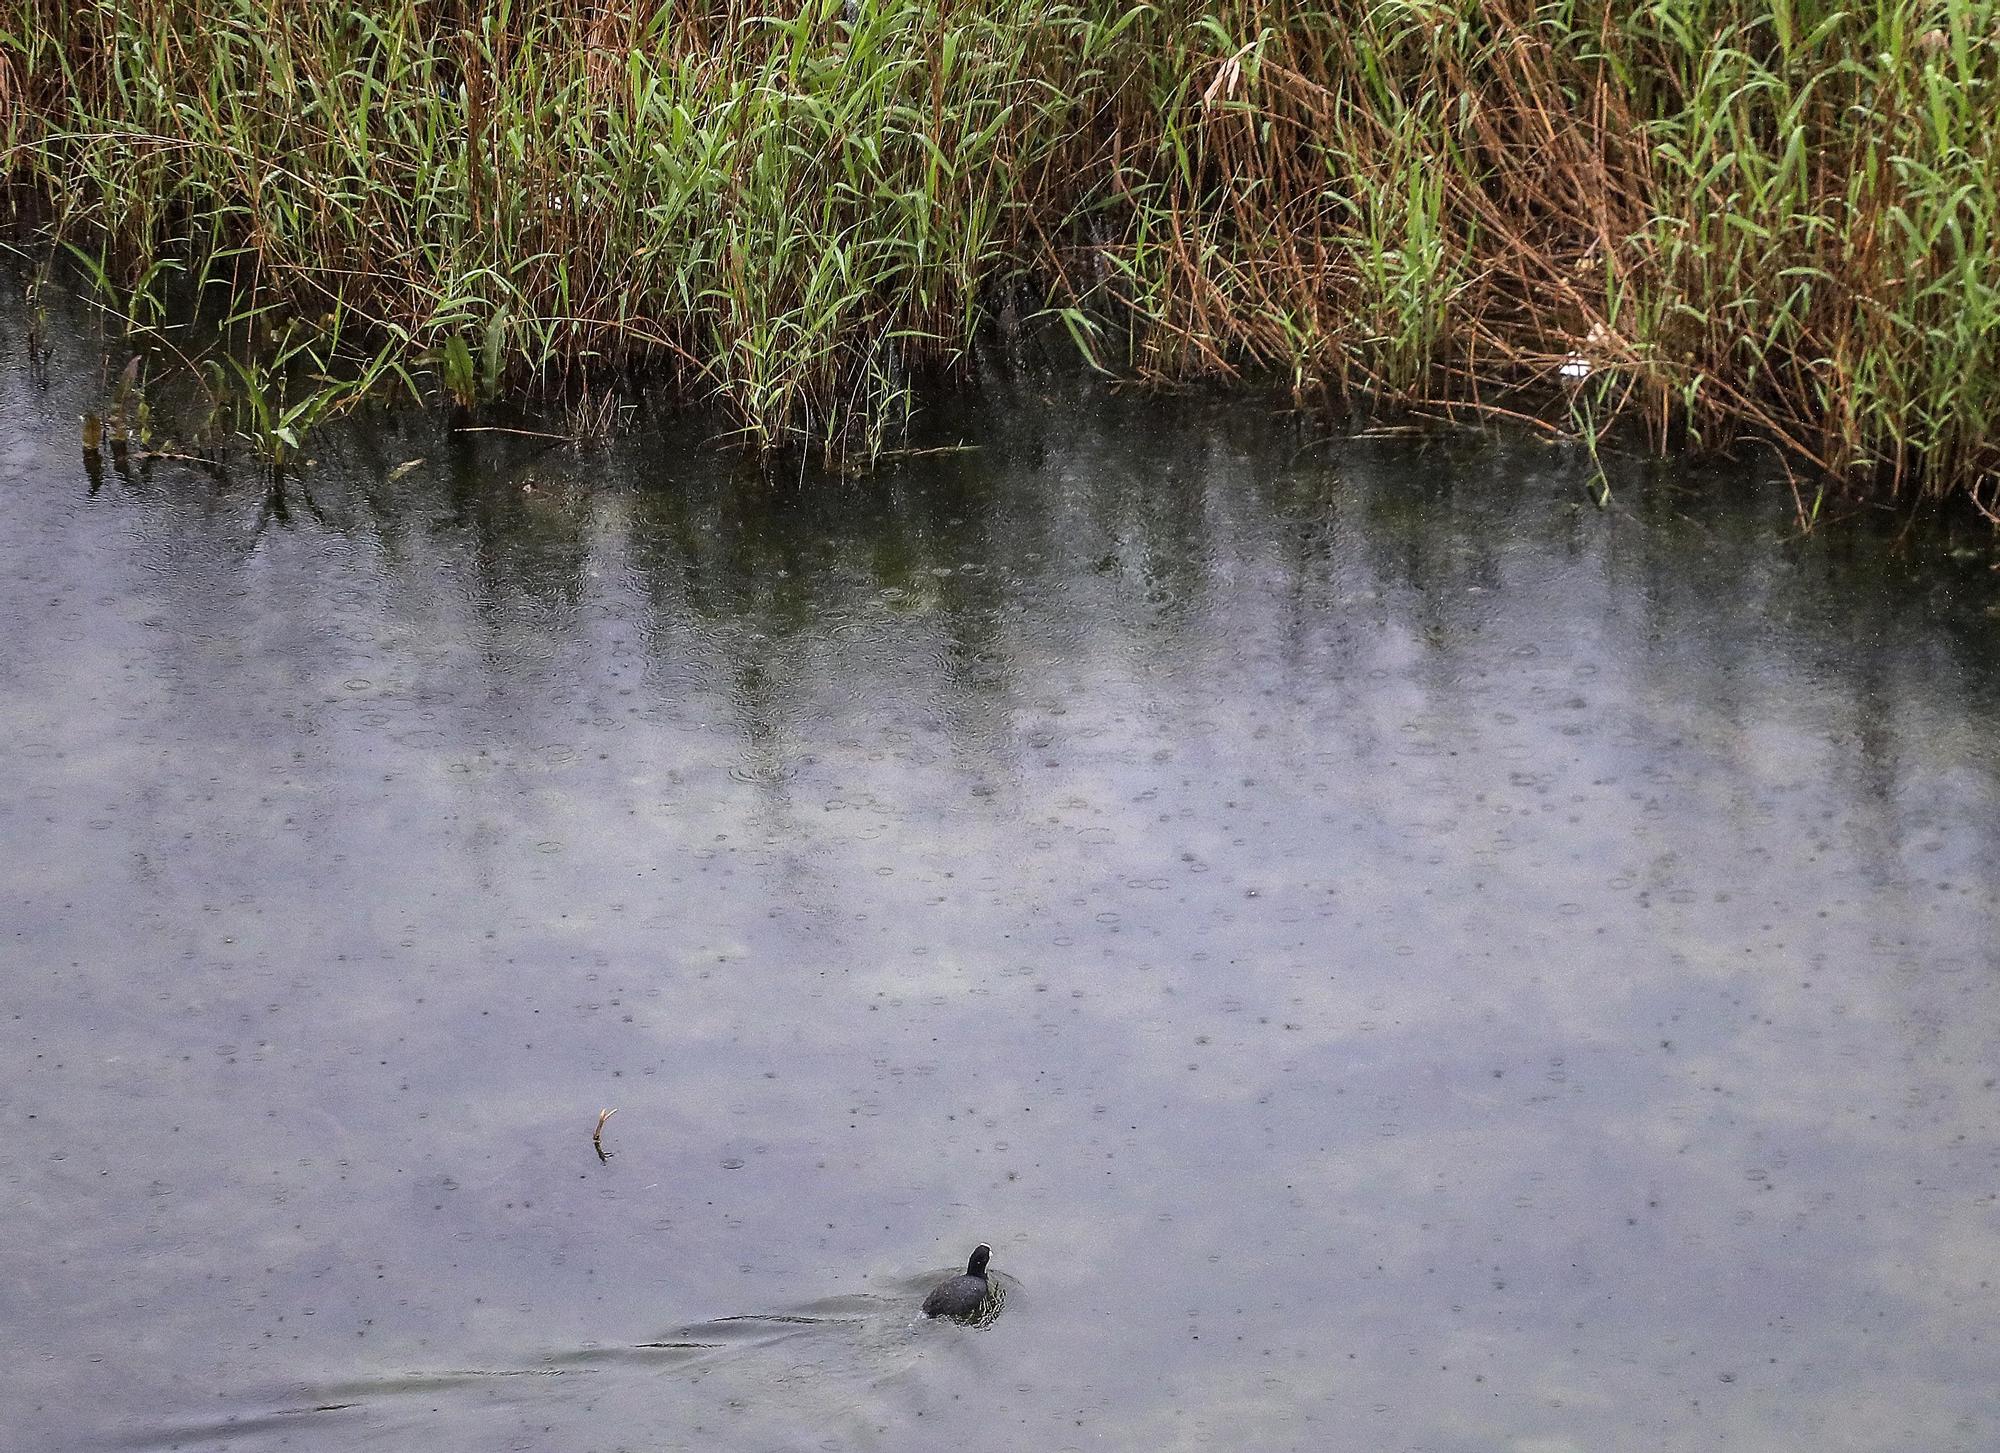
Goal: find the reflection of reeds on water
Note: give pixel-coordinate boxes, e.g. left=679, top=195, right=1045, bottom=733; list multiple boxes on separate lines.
left=7, top=0, right=1996, bottom=508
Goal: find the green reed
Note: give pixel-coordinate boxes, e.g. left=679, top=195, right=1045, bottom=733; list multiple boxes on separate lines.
left=2, top=0, right=1996, bottom=507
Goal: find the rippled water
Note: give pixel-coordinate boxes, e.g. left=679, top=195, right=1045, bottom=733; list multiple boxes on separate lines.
left=3, top=303, right=1999, bottom=1453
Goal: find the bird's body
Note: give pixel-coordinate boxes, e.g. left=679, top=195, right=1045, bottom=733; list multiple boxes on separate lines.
left=922, top=1244, right=993, bottom=1319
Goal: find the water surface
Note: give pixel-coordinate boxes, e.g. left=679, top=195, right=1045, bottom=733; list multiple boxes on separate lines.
left=4, top=312, right=1999, bottom=1453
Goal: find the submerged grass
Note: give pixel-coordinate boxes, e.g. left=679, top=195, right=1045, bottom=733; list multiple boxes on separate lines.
left=2, top=0, right=1997, bottom=507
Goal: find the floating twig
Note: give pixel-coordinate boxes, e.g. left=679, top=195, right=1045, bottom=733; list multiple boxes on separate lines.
left=874, top=442, right=979, bottom=460
left=593, top=1107, right=617, bottom=1161
left=450, top=425, right=573, bottom=441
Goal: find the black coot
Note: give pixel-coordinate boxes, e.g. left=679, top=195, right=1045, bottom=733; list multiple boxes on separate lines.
left=922, top=1244, right=993, bottom=1319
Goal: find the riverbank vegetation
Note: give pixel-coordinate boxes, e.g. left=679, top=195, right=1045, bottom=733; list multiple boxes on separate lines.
left=2, top=0, right=1996, bottom=509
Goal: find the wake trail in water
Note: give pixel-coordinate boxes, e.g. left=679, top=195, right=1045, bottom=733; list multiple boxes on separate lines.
left=116, top=1291, right=967, bottom=1452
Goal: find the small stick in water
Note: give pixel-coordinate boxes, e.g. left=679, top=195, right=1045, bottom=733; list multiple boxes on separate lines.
left=593, top=1107, right=617, bottom=1161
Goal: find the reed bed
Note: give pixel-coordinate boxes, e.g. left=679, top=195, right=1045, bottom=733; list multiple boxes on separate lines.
left=2, top=0, right=1996, bottom=506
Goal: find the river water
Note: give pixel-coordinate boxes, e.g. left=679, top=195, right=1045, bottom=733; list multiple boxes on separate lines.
left=3, top=308, right=1998, bottom=1452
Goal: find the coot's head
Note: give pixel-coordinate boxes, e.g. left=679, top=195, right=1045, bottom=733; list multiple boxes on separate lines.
left=966, top=1244, right=992, bottom=1277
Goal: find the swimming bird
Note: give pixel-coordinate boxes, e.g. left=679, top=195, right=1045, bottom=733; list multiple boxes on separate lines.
left=922, top=1244, right=993, bottom=1319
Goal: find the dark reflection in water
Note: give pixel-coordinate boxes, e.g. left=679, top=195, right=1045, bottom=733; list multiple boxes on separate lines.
left=2, top=301, right=1998, bottom=1453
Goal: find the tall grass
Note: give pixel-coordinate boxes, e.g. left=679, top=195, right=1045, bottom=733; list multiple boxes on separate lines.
left=2, top=0, right=1996, bottom=505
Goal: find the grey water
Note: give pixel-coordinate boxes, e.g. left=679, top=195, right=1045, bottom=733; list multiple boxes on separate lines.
left=3, top=306, right=1999, bottom=1453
